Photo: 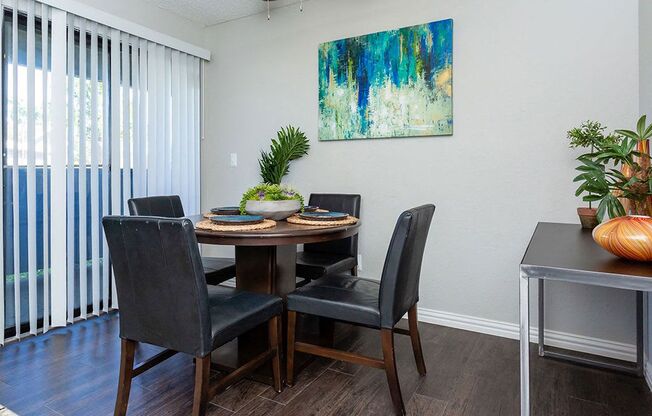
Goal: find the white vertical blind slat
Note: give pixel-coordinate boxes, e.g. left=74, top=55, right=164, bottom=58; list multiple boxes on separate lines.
left=41, top=2, right=50, bottom=333
left=110, top=28, right=121, bottom=309
left=178, top=53, right=188, bottom=208
left=50, top=7, right=68, bottom=328
left=66, top=15, right=75, bottom=323
left=78, top=18, right=87, bottom=319
left=0, top=0, right=4, bottom=345
left=170, top=51, right=179, bottom=197
left=146, top=41, right=157, bottom=196
left=190, top=56, right=199, bottom=214
left=101, top=31, right=109, bottom=313
left=121, top=34, right=130, bottom=214
left=163, top=47, right=171, bottom=194
left=90, top=22, right=100, bottom=316
left=137, top=39, right=147, bottom=197
left=26, top=0, right=37, bottom=334
left=12, top=0, right=21, bottom=337
left=186, top=54, right=194, bottom=214
left=131, top=39, right=140, bottom=199
left=196, top=59, right=202, bottom=212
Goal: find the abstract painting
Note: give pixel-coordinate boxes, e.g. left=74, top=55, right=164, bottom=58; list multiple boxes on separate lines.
left=318, top=19, right=453, bottom=141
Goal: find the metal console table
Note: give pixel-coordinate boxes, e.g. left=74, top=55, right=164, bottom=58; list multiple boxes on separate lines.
left=519, top=222, right=652, bottom=416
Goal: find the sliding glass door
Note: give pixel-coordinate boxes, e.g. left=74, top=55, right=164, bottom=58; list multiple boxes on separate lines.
left=0, top=0, right=202, bottom=344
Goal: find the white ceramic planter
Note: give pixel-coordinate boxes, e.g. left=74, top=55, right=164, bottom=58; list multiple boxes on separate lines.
left=245, top=200, right=301, bottom=220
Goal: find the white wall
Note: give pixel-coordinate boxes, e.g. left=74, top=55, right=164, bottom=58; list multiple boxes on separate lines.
left=640, top=0, right=652, bottom=382
left=81, top=0, right=204, bottom=46
left=201, top=0, right=640, bottom=349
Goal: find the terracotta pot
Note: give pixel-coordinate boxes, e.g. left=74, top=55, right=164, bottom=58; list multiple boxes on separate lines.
left=592, top=215, right=652, bottom=261
left=577, top=207, right=598, bottom=229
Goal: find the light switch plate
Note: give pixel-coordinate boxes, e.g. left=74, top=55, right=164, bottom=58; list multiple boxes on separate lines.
left=230, top=153, right=238, bottom=167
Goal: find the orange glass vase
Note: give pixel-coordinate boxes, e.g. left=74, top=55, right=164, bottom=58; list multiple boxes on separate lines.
left=592, top=215, right=652, bottom=261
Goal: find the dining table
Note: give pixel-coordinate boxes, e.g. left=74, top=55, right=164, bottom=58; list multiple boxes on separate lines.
left=190, top=214, right=361, bottom=384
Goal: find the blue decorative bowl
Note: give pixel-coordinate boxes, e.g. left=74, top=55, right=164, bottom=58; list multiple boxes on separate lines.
left=298, top=212, right=348, bottom=221
left=210, top=215, right=264, bottom=225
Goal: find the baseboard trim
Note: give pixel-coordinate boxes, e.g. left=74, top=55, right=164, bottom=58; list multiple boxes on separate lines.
left=416, top=307, right=636, bottom=363
left=217, top=280, right=636, bottom=363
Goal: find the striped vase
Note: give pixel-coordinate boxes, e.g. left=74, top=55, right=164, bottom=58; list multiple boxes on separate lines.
left=592, top=215, right=652, bottom=261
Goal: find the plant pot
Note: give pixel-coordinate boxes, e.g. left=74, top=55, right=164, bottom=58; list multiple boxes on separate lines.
left=592, top=215, right=652, bottom=261
left=245, top=200, right=301, bottom=220
left=577, top=207, right=598, bottom=229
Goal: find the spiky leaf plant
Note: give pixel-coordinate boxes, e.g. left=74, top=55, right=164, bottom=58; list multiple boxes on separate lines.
left=259, top=126, right=310, bottom=185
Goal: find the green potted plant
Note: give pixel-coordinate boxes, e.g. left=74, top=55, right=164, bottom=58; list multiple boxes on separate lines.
left=571, top=116, right=652, bottom=224
left=568, top=120, right=619, bottom=228
left=259, top=125, right=310, bottom=185
left=240, top=184, right=305, bottom=220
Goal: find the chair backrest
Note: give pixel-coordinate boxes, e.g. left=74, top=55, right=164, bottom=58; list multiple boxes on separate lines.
left=102, top=216, right=213, bottom=357
left=304, top=194, right=361, bottom=257
left=378, top=204, right=435, bottom=328
left=127, top=195, right=185, bottom=218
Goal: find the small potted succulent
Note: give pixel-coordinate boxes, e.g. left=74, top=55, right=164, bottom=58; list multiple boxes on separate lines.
left=240, top=184, right=304, bottom=220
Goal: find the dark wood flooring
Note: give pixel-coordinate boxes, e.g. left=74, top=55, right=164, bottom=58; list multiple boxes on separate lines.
left=0, top=312, right=650, bottom=416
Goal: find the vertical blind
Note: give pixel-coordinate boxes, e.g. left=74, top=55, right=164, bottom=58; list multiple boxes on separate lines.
left=1, top=0, right=202, bottom=345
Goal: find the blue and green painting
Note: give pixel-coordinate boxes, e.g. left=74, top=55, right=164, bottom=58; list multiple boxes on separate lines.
left=318, top=19, right=453, bottom=141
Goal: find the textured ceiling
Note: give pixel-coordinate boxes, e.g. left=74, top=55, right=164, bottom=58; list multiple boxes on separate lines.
left=145, top=0, right=302, bottom=26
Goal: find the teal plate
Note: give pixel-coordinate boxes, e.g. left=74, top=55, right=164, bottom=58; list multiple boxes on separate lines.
left=298, top=212, right=348, bottom=221
left=210, top=206, right=241, bottom=215
left=210, top=215, right=264, bottom=225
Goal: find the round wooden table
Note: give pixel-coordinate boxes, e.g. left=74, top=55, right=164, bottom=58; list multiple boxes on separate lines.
left=191, top=215, right=361, bottom=382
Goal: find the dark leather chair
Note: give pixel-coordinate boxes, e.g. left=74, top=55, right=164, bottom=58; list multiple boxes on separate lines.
left=102, top=216, right=283, bottom=416
left=286, top=204, right=435, bottom=416
left=296, top=194, right=361, bottom=283
left=128, top=195, right=236, bottom=285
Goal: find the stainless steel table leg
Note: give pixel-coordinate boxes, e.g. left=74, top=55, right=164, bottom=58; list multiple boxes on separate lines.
left=519, top=269, right=530, bottom=416
left=538, top=279, right=544, bottom=357
left=538, top=286, right=644, bottom=375
left=636, top=291, right=644, bottom=376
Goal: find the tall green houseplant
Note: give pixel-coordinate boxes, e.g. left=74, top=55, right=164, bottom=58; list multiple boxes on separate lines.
left=259, top=126, right=310, bottom=185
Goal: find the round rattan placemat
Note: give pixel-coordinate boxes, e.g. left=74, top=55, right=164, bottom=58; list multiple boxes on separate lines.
left=195, top=218, right=276, bottom=232
left=286, top=215, right=358, bottom=227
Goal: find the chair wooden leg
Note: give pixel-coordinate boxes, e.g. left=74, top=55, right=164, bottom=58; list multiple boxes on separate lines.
left=287, top=311, right=297, bottom=386
left=408, top=305, right=427, bottom=376
left=269, top=315, right=282, bottom=393
left=114, top=339, right=136, bottom=416
left=192, top=356, right=212, bottom=416
left=351, top=266, right=358, bottom=276
left=381, top=329, right=406, bottom=416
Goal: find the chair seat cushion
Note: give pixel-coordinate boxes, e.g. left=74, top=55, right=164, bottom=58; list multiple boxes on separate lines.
left=207, top=286, right=282, bottom=348
left=286, top=274, right=381, bottom=327
left=202, top=257, right=236, bottom=285
left=296, top=251, right=356, bottom=280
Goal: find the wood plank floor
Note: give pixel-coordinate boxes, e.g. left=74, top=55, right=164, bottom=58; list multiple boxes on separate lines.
left=0, top=312, right=650, bottom=415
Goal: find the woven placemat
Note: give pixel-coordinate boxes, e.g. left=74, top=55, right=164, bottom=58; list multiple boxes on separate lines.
left=286, top=215, right=358, bottom=227
left=196, top=218, right=276, bottom=232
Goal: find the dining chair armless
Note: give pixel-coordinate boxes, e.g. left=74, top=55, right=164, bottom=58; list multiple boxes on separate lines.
left=102, top=216, right=283, bottom=416
left=286, top=204, right=435, bottom=416
left=128, top=195, right=236, bottom=285
left=296, top=194, right=361, bottom=284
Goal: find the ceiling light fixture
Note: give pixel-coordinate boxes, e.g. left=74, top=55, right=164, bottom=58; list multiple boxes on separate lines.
left=262, top=0, right=304, bottom=21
